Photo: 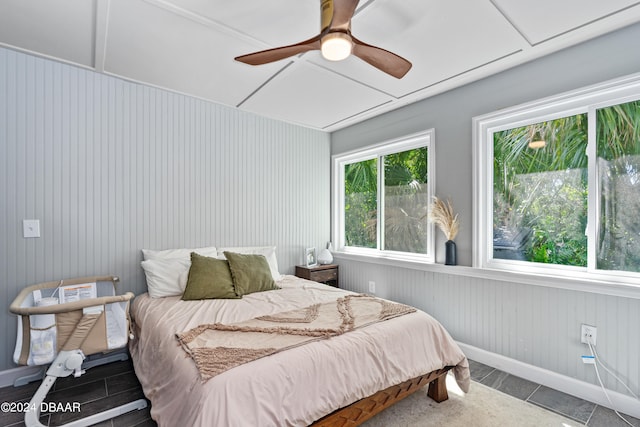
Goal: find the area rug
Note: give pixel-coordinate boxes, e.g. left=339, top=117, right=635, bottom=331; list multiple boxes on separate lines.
left=363, top=374, right=585, bottom=427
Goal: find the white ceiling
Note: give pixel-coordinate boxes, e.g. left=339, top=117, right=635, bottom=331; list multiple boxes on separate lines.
left=1, top=0, right=640, bottom=131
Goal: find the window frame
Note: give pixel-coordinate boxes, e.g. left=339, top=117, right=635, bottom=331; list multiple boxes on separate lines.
left=332, top=129, right=436, bottom=263
left=473, top=72, right=640, bottom=285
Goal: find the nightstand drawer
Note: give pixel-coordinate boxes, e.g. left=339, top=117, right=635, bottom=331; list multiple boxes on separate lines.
left=311, top=268, right=337, bottom=283
left=295, top=264, right=339, bottom=287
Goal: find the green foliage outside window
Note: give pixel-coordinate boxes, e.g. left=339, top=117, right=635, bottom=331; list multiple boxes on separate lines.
left=384, top=149, right=429, bottom=253
left=597, top=101, right=640, bottom=272
left=493, top=114, right=588, bottom=266
left=493, top=100, right=640, bottom=272
left=344, top=159, right=377, bottom=248
left=344, top=148, right=428, bottom=253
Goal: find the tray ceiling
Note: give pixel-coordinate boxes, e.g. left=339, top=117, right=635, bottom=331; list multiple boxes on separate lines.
left=1, top=0, right=640, bottom=131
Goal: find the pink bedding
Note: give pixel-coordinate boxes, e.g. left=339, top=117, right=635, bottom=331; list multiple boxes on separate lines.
left=130, top=275, right=470, bottom=426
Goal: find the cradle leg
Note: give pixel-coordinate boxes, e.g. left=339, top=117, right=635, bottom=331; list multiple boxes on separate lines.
left=24, top=350, right=148, bottom=427
left=25, top=376, right=147, bottom=427
left=61, top=399, right=148, bottom=427
left=24, top=374, right=56, bottom=427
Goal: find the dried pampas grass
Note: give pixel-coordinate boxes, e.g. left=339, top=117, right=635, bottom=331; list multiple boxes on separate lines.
left=429, top=196, right=460, bottom=241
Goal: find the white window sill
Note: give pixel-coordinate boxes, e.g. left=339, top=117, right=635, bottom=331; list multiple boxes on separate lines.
left=332, top=252, right=640, bottom=300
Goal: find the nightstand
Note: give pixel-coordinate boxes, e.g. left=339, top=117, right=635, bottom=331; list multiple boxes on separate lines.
left=295, top=264, right=339, bottom=288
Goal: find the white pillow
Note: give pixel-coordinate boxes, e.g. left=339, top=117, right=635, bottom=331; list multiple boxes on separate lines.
left=142, top=246, right=217, bottom=261
left=141, top=258, right=191, bottom=298
left=217, top=246, right=282, bottom=281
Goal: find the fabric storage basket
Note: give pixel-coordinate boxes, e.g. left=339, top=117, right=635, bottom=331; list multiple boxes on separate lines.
left=10, top=275, right=135, bottom=366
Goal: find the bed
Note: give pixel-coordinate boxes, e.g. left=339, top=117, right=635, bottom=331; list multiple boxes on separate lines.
left=130, top=247, right=470, bottom=426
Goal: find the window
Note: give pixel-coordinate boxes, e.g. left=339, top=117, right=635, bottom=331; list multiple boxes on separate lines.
left=333, top=130, right=435, bottom=262
left=492, top=114, right=588, bottom=267
left=474, top=73, right=640, bottom=284
left=596, top=100, right=640, bottom=273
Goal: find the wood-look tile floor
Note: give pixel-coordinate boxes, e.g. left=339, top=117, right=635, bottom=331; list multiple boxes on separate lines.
left=0, top=359, right=154, bottom=427
left=1, top=358, right=638, bottom=426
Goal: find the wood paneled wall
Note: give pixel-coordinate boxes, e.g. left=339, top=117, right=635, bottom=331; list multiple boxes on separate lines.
left=337, top=258, right=640, bottom=395
left=0, top=47, right=330, bottom=371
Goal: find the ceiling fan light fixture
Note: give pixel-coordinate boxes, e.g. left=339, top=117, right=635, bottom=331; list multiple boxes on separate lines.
left=321, top=32, right=353, bottom=61
left=235, top=0, right=412, bottom=78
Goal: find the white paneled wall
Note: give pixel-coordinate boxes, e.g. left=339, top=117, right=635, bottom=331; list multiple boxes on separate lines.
left=331, top=24, right=640, bottom=406
left=0, top=47, right=330, bottom=371
left=337, top=257, right=640, bottom=398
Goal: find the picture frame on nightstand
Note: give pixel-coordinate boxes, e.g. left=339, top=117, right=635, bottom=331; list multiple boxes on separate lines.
left=305, top=247, right=317, bottom=267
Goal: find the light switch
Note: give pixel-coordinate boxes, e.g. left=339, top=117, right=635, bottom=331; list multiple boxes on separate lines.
left=23, top=219, right=40, bottom=238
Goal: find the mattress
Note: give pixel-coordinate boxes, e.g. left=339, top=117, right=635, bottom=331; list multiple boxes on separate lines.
left=130, top=275, right=469, bottom=426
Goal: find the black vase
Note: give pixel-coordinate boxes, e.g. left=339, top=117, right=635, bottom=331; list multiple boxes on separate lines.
left=445, top=240, right=457, bottom=266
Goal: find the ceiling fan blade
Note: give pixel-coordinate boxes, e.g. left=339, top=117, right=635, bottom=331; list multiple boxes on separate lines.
left=331, top=0, right=360, bottom=30
left=351, top=36, right=412, bottom=79
left=235, top=35, right=321, bottom=65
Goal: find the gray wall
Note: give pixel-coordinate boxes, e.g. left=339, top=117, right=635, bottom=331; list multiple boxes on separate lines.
left=0, top=47, right=330, bottom=372
left=332, top=23, right=640, bottom=398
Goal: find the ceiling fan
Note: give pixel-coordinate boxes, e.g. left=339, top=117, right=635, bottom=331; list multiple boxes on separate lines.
left=234, top=0, right=412, bottom=79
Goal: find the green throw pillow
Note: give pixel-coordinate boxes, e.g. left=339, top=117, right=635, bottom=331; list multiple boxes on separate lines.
left=223, top=251, right=279, bottom=296
left=182, top=253, right=240, bottom=300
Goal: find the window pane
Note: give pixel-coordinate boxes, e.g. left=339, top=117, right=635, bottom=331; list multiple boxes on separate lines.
left=344, top=159, right=377, bottom=248
left=597, top=100, right=640, bottom=272
left=384, top=148, right=429, bottom=253
left=493, top=115, right=588, bottom=265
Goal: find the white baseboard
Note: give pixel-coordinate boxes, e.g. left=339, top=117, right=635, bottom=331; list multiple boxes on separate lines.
left=458, top=342, right=640, bottom=419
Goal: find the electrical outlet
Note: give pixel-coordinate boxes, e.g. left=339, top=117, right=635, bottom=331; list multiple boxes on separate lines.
left=581, top=324, right=597, bottom=346
left=23, top=219, right=41, bottom=238
left=368, top=281, right=376, bottom=293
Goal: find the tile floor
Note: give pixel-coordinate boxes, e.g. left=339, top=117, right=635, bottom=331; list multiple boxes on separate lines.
left=469, top=359, right=640, bottom=427
left=1, top=358, right=638, bottom=426
left=0, top=359, right=152, bottom=427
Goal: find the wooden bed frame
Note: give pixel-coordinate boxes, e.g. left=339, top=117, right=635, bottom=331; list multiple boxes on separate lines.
left=312, top=366, right=453, bottom=426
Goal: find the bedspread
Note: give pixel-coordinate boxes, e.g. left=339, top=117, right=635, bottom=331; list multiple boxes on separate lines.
left=130, top=275, right=470, bottom=427
left=177, top=294, right=417, bottom=381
